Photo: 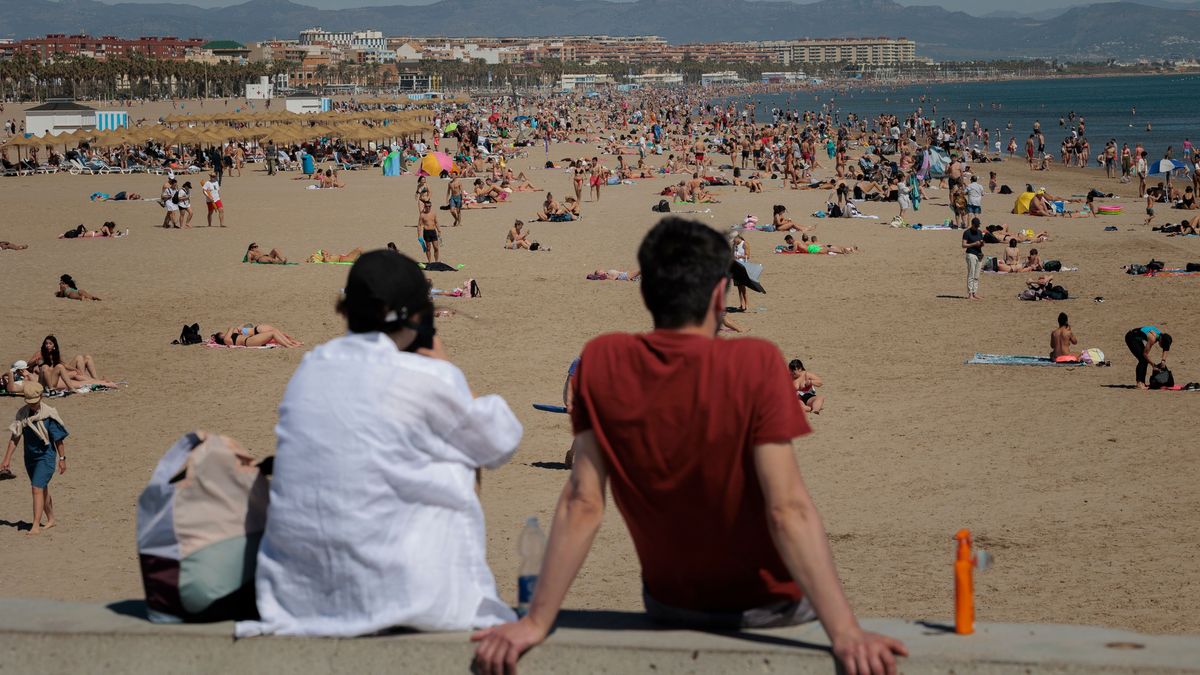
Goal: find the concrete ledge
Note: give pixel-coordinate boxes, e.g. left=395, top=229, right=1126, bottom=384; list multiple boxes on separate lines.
left=1, top=598, right=1198, bottom=674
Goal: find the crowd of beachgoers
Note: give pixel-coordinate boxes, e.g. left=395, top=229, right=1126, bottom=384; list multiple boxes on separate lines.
left=1, top=83, right=1196, bottom=673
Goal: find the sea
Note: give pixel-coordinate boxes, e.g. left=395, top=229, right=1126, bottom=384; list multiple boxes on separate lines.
left=731, top=74, right=1200, bottom=163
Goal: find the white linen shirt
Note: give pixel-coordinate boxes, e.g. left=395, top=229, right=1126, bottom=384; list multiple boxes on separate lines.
left=235, top=332, right=522, bottom=637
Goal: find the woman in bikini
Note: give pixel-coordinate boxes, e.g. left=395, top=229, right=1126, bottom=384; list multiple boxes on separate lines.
left=772, top=205, right=811, bottom=232
left=573, top=159, right=586, bottom=202
left=307, top=248, right=364, bottom=263
left=414, top=175, right=431, bottom=206
left=27, top=336, right=116, bottom=391
left=245, top=243, right=288, bottom=264
left=505, top=220, right=532, bottom=250
left=55, top=274, right=101, bottom=301
left=211, top=324, right=302, bottom=348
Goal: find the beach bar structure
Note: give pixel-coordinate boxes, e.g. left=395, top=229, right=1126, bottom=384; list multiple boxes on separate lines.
left=701, top=71, right=745, bottom=86
left=559, top=74, right=615, bottom=91
left=285, top=96, right=333, bottom=114
left=24, top=99, right=127, bottom=136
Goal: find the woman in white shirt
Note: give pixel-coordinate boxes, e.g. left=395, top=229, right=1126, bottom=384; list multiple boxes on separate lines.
left=237, top=250, right=523, bottom=638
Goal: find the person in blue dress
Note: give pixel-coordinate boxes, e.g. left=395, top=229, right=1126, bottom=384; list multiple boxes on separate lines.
left=1, top=382, right=70, bottom=535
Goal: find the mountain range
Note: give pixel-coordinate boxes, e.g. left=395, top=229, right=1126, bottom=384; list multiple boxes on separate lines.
left=2, top=0, right=1199, bottom=61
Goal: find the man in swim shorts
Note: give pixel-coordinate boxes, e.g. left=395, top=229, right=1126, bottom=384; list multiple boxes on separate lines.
left=418, top=200, right=441, bottom=264
left=447, top=176, right=463, bottom=227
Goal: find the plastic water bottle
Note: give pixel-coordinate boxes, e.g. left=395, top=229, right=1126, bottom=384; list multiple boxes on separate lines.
left=516, top=517, right=546, bottom=617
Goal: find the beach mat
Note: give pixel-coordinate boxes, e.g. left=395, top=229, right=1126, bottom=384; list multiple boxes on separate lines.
left=966, top=353, right=1088, bottom=367
left=533, top=404, right=568, bottom=414
left=203, top=339, right=279, bottom=350
left=1139, top=270, right=1200, bottom=277
left=987, top=266, right=1078, bottom=274
left=1, top=384, right=116, bottom=397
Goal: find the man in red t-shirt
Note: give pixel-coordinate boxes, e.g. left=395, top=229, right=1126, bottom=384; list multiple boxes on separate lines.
left=474, top=218, right=906, bottom=675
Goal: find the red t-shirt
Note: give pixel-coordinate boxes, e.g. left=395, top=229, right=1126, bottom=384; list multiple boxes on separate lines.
left=571, top=331, right=811, bottom=612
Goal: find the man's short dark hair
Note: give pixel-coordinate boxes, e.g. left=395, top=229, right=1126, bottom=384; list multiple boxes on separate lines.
left=638, top=217, right=732, bottom=329
left=789, top=359, right=804, bottom=371
left=1058, top=312, right=1068, bottom=327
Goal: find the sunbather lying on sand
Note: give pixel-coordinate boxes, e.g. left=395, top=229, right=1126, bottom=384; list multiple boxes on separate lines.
left=211, top=323, right=302, bottom=348
left=307, top=248, right=363, bottom=263
left=55, top=275, right=100, bottom=301
left=587, top=269, right=640, bottom=281
left=245, top=243, right=288, bottom=264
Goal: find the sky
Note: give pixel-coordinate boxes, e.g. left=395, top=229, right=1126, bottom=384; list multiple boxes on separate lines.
left=88, top=0, right=1180, bottom=18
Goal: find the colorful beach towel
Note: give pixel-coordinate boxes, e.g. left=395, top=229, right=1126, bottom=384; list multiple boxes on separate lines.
left=966, top=353, right=1088, bottom=367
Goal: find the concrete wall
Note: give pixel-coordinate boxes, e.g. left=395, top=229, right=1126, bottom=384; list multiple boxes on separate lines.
left=1, top=598, right=1199, bottom=674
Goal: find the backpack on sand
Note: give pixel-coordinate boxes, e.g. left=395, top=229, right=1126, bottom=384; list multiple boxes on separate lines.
left=1150, top=367, right=1174, bottom=390
left=137, top=432, right=272, bottom=623
left=652, top=199, right=670, bottom=213
left=172, top=323, right=202, bottom=346
left=1042, top=260, right=1062, bottom=272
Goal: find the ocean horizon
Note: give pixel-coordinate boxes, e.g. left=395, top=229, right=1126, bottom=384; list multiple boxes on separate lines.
left=737, top=73, right=1200, bottom=165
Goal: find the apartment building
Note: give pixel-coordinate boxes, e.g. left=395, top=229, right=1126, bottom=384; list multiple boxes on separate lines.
left=751, top=38, right=916, bottom=65
left=299, top=28, right=386, bottom=51
left=14, top=34, right=206, bottom=62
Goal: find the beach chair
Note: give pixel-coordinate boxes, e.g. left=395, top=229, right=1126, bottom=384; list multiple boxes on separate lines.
left=68, top=158, right=95, bottom=175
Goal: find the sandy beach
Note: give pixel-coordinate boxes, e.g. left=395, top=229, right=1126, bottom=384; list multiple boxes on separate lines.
left=1, top=96, right=1198, bottom=636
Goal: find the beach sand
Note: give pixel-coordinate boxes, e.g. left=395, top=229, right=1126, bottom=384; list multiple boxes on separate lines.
left=1, top=100, right=1198, bottom=634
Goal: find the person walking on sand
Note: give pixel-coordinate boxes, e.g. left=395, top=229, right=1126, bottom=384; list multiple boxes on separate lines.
left=418, top=200, right=441, bottom=264
left=203, top=172, right=225, bottom=227
left=963, top=217, right=986, bottom=300
left=1, top=382, right=70, bottom=535
left=447, top=175, right=463, bottom=227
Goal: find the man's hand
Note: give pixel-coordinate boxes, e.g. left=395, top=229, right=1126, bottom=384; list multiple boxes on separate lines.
left=830, top=627, right=909, bottom=675
left=471, top=616, right=549, bottom=675
left=58, top=457, right=67, bottom=475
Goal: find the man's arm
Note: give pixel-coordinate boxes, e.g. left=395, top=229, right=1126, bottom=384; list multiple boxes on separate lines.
left=754, top=442, right=907, bottom=675
left=472, top=430, right=609, bottom=675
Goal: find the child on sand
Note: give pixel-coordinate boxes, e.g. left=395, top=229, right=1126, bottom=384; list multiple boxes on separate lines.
left=1, top=382, right=70, bottom=535
left=789, top=359, right=824, bottom=414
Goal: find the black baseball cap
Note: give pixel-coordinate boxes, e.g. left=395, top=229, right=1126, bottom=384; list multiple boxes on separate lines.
left=343, top=250, right=431, bottom=332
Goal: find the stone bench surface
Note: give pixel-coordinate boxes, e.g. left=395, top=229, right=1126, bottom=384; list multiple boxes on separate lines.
left=1, top=598, right=1198, bottom=674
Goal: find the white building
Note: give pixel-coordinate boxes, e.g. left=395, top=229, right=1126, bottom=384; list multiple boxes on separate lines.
left=760, top=71, right=807, bottom=84
left=24, top=99, right=128, bottom=136
left=246, top=76, right=273, bottom=100
left=25, top=99, right=96, bottom=136
left=701, top=71, right=744, bottom=86
left=559, top=73, right=615, bottom=91
left=285, top=96, right=332, bottom=114
left=628, top=73, right=684, bottom=86
left=299, top=28, right=386, bottom=51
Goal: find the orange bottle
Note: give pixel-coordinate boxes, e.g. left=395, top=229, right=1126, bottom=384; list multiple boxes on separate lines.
left=954, top=529, right=975, bottom=635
